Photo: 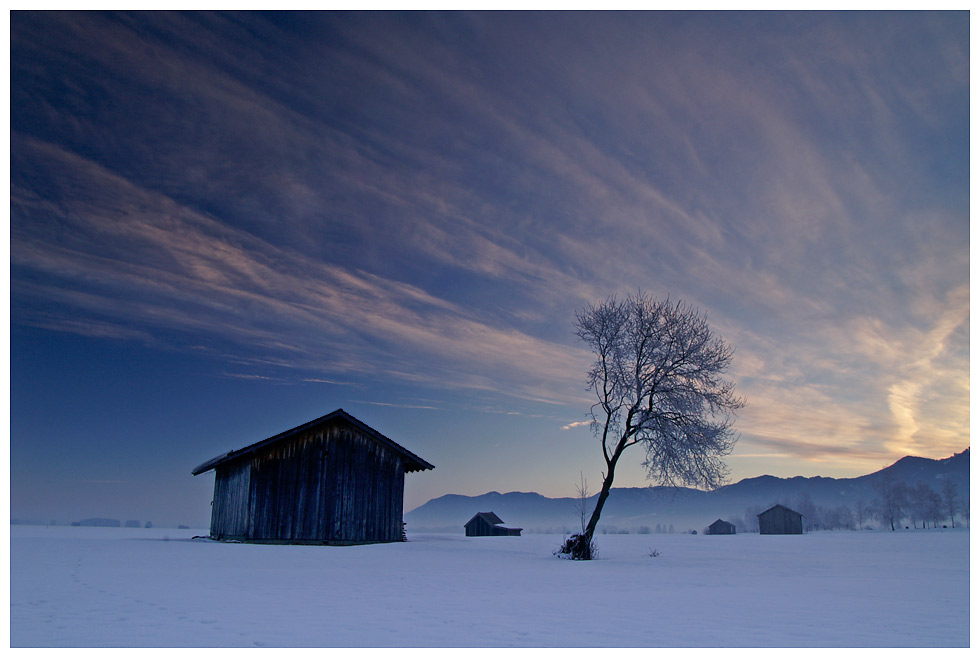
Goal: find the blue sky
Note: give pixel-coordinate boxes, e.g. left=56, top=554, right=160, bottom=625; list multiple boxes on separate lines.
left=9, top=11, right=970, bottom=528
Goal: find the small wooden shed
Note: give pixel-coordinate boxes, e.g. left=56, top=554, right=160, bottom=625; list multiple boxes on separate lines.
left=757, top=504, right=804, bottom=535
left=464, top=511, right=522, bottom=537
left=707, top=519, right=736, bottom=535
left=192, top=409, right=433, bottom=545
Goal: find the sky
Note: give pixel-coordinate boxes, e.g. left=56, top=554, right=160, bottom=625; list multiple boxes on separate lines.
left=8, top=11, right=970, bottom=528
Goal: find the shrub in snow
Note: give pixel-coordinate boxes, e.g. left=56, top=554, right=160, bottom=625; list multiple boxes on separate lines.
left=555, top=533, right=597, bottom=560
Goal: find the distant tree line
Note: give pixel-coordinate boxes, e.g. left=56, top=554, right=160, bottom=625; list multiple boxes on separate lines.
left=730, top=476, right=966, bottom=532
left=530, top=524, right=680, bottom=535
left=596, top=523, right=678, bottom=535
left=872, top=473, right=966, bottom=531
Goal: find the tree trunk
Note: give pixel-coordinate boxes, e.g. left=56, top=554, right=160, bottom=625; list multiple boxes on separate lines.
left=583, top=452, right=621, bottom=545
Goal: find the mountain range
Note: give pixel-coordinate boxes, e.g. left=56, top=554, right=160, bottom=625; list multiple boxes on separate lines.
left=404, top=448, right=969, bottom=534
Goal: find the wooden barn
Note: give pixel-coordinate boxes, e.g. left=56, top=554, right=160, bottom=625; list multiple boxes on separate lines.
left=192, top=409, right=433, bottom=545
left=706, top=519, right=736, bottom=535
left=464, top=511, right=522, bottom=537
left=757, top=504, right=804, bottom=535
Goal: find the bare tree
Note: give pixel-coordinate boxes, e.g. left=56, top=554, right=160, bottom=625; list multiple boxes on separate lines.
left=835, top=505, right=854, bottom=531
left=742, top=504, right=763, bottom=533
left=561, top=293, right=743, bottom=559
left=874, top=472, right=909, bottom=531
left=908, top=481, right=943, bottom=529
left=854, top=498, right=870, bottom=530
left=922, top=483, right=943, bottom=528
left=940, top=478, right=959, bottom=528
left=574, top=471, right=592, bottom=534
left=794, top=493, right=820, bottom=531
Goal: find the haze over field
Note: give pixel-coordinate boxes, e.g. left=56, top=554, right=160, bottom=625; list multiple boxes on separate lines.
left=406, top=449, right=970, bottom=534
left=9, top=12, right=969, bottom=526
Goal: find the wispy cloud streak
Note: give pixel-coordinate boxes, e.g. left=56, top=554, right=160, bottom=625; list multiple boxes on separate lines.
left=11, top=134, right=592, bottom=407
left=10, top=11, right=969, bottom=478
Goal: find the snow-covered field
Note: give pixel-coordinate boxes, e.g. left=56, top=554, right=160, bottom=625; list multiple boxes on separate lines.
left=10, top=524, right=969, bottom=647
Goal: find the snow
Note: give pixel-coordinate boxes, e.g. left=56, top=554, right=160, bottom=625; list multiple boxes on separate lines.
left=10, top=525, right=969, bottom=647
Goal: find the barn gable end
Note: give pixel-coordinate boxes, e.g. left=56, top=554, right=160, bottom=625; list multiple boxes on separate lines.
left=757, top=504, right=804, bottom=535
left=707, top=519, right=736, bottom=535
left=464, top=511, right=522, bottom=537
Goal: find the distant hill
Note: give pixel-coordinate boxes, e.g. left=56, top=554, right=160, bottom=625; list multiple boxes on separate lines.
left=405, top=449, right=969, bottom=534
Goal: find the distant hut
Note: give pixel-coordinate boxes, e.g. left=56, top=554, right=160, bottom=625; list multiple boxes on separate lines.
left=192, top=409, right=434, bottom=545
left=706, top=519, right=736, bottom=535
left=464, top=512, right=522, bottom=537
left=757, top=504, right=804, bottom=535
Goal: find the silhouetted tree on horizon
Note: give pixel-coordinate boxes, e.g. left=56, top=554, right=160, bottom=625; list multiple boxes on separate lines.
left=940, top=477, right=959, bottom=528
left=794, top=493, right=820, bottom=531
left=874, top=471, right=910, bottom=531
left=855, top=498, right=870, bottom=530
left=909, top=481, right=943, bottom=529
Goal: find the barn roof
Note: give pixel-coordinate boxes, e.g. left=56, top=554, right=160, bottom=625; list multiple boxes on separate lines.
left=192, top=408, right=434, bottom=476
left=464, top=511, right=505, bottom=527
left=757, top=504, right=804, bottom=518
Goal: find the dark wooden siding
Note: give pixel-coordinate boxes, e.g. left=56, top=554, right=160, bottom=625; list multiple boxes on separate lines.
left=465, top=516, right=494, bottom=536
left=323, top=425, right=404, bottom=543
left=208, top=419, right=407, bottom=544
left=210, top=460, right=251, bottom=540
left=758, top=506, right=803, bottom=535
left=465, top=516, right=521, bottom=537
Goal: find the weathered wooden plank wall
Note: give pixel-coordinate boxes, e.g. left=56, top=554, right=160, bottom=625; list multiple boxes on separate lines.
left=759, top=506, right=803, bottom=535
left=465, top=516, right=493, bottom=536
left=324, top=425, right=404, bottom=543
left=209, top=419, right=407, bottom=544
left=210, top=460, right=251, bottom=540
